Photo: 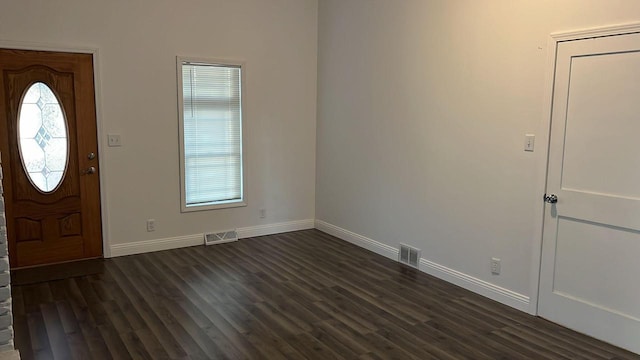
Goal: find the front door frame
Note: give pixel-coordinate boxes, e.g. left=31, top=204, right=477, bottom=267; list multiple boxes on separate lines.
left=0, top=40, right=111, bottom=260
left=530, top=22, right=640, bottom=316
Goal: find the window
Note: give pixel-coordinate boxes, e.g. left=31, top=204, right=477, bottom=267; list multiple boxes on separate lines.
left=18, top=82, right=69, bottom=193
left=178, top=58, right=245, bottom=211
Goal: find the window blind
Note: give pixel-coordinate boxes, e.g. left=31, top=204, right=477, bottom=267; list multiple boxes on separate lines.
left=181, top=62, right=243, bottom=207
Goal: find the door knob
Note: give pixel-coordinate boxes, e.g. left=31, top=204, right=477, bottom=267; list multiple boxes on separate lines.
left=84, top=166, right=96, bottom=175
left=544, top=194, right=558, bottom=204
left=88, top=152, right=96, bottom=160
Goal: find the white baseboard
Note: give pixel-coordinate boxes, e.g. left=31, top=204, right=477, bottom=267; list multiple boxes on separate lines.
left=109, top=219, right=315, bottom=257
left=110, top=234, right=203, bottom=257
left=419, top=258, right=530, bottom=312
left=314, top=220, right=397, bottom=260
left=236, top=219, right=315, bottom=239
left=314, top=219, right=530, bottom=312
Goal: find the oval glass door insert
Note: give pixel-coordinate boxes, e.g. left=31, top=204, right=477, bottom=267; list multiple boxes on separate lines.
left=18, top=82, right=69, bottom=192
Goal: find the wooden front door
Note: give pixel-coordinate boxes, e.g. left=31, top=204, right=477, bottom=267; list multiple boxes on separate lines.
left=539, top=31, right=640, bottom=354
left=0, top=49, right=102, bottom=268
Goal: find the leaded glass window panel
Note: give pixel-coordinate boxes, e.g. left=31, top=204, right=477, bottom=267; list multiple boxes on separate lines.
left=18, top=82, right=69, bottom=192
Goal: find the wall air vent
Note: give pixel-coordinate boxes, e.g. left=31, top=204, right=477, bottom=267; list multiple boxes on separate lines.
left=399, top=244, right=421, bottom=268
left=204, top=230, right=238, bottom=246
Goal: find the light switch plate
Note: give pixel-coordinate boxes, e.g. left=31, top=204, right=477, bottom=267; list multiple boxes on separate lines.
left=524, top=134, right=535, bottom=152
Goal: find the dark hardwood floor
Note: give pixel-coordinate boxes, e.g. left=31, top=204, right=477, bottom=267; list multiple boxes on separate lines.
left=11, top=230, right=640, bottom=359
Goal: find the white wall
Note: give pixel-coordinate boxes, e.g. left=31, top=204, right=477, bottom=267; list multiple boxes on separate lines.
left=0, top=0, right=318, bottom=249
left=316, top=0, right=640, bottom=310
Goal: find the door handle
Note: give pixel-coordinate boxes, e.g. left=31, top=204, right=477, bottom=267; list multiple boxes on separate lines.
left=88, top=152, right=96, bottom=160
left=544, top=194, right=558, bottom=204
left=84, top=166, right=96, bottom=175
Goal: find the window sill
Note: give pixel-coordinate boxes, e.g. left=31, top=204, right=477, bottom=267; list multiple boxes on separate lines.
left=181, top=200, right=247, bottom=213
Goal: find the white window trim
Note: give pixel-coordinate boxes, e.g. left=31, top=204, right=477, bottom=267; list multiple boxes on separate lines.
left=177, top=56, right=247, bottom=212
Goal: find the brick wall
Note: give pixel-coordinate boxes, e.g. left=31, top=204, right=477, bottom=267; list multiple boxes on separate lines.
left=0, top=153, right=14, bottom=351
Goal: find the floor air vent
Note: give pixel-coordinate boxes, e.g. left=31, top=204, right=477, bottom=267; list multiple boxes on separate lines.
left=399, top=244, right=421, bottom=268
left=204, top=230, right=238, bottom=246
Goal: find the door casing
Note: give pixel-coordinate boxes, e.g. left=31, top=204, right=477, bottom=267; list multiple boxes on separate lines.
left=0, top=41, right=111, bottom=260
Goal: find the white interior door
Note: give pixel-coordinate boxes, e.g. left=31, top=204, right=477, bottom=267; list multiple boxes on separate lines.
left=539, top=31, right=640, bottom=355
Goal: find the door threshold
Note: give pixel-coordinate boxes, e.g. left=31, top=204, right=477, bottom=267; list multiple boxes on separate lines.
left=10, top=258, right=104, bottom=286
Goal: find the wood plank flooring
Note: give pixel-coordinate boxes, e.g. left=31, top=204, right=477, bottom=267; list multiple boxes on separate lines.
left=11, top=230, right=640, bottom=359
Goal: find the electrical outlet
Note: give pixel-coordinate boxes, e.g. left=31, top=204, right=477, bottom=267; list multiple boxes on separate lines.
left=491, top=257, right=501, bottom=275
left=259, top=208, right=266, bottom=219
left=146, top=219, right=156, bottom=232
left=108, top=134, right=122, bottom=147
